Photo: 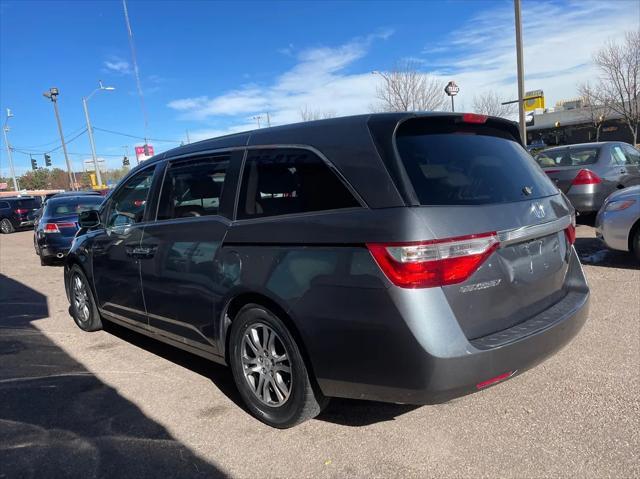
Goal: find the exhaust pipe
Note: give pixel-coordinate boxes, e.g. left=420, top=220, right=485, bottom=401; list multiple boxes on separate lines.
left=56, top=253, right=64, bottom=259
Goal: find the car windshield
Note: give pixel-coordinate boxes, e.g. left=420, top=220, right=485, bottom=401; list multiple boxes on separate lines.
left=395, top=120, right=558, bottom=205
left=534, top=147, right=600, bottom=167
left=48, top=197, right=103, bottom=216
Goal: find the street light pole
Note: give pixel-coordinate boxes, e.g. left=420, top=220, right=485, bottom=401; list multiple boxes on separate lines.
left=2, top=109, right=19, bottom=192
left=44, top=88, right=76, bottom=190
left=514, top=0, right=527, bottom=146
left=82, top=81, right=115, bottom=188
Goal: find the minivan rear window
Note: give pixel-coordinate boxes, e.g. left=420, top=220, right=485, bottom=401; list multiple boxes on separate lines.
left=14, top=199, right=40, bottom=209
left=395, top=120, right=558, bottom=205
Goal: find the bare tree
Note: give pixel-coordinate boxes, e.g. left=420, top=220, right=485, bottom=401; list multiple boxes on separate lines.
left=592, top=31, right=640, bottom=144
left=299, top=106, right=336, bottom=121
left=577, top=81, right=613, bottom=142
left=471, top=90, right=517, bottom=118
left=374, top=61, right=446, bottom=112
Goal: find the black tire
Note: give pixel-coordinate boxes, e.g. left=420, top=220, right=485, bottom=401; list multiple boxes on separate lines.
left=68, top=265, right=102, bottom=332
left=229, top=304, right=328, bottom=428
left=0, top=218, right=15, bottom=234
left=632, top=227, right=640, bottom=262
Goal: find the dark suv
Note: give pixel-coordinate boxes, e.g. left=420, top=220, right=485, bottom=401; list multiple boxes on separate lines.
left=0, top=196, right=41, bottom=234
left=64, top=113, right=590, bottom=428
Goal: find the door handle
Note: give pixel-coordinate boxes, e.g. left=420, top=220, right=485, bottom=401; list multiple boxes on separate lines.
left=127, top=245, right=157, bottom=259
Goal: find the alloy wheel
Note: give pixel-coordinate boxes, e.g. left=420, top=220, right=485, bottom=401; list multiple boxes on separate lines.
left=72, top=274, right=91, bottom=323
left=241, top=323, right=292, bottom=406
left=1, top=219, right=11, bottom=234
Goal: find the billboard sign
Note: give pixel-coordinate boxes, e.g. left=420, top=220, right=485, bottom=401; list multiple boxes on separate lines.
left=524, top=90, right=545, bottom=111
left=135, top=144, right=155, bottom=162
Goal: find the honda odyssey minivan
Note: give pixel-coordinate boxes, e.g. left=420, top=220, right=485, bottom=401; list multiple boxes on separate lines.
left=64, top=113, right=590, bottom=428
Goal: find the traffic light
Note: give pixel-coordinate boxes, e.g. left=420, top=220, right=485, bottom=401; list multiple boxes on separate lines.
left=123, top=156, right=130, bottom=167
left=30, top=156, right=38, bottom=170
left=143, top=144, right=149, bottom=156
left=44, top=154, right=52, bottom=167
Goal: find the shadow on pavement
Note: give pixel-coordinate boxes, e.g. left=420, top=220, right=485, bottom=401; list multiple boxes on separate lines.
left=0, top=274, right=226, bottom=478
left=574, top=236, right=639, bottom=270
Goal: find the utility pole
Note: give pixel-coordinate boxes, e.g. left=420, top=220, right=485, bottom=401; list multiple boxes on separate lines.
left=83, top=98, right=102, bottom=188
left=2, top=109, right=19, bottom=192
left=266, top=112, right=271, bottom=127
left=82, top=81, right=115, bottom=189
left=514, top=0, right=527, bottom=146
left=43, top=88, right=76, bottom=190
left=185, top=129, right=191, bottom=144
left=252, top=115, right=262, bottom=128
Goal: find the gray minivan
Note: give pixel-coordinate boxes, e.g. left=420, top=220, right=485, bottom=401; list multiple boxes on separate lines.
left=65, top=113, right=589, bottom=428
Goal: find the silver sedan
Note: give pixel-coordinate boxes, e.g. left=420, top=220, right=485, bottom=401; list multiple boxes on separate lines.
left=595, top=185, right=640, bottom=261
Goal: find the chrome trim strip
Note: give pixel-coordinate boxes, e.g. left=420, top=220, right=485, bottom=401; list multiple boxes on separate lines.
left=498, top=215, right=571, bottom=246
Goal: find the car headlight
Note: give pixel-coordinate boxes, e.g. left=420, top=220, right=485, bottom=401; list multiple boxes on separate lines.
left=605, top=199, right=636, bottom=212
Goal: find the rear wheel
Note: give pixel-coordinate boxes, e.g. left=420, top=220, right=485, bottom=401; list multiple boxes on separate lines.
left=0, top=218, right=15, bottom=234
left=69, top=265, right=102, bottom=332
left=229, top=304, right=328, bottom=428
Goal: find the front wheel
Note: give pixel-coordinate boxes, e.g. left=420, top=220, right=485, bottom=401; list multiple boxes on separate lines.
left=69, top=265, right=102, bottom=332
left=0, top=218, right=15, bottom=234
left=229, top=304, right=328, bottom=428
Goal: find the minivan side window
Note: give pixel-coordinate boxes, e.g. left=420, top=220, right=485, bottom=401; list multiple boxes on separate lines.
left=237, top=148, right=359, bottom=219
left=156, top=156, right=229, bottom=221
left=0, top=201, right=8, bottom=209
left=106, top=167, right=155, bottom=227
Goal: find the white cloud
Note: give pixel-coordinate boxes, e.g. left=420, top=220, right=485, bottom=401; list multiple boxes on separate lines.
left=166, top=2, right=639, bottom=138
left=104, top=57, right=131, bottom=75
left=168, top=30, right=393, bottom=128
left=430, top=0, right=640, bottom=108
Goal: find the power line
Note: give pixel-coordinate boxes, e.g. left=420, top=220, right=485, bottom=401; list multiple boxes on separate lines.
left=15, top=125, right=85, bottom=149
left=93, top=126, right=181, bottom=143
left=11, top=129, right=88, bottom=155
left=122, top=0, right=149, bottom=141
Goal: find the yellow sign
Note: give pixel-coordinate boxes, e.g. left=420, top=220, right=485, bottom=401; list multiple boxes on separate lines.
left=524, top=89, right=544, bottom=111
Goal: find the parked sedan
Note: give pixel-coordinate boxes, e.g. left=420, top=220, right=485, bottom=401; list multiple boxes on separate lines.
left=535, top=142, right=640, bottom=215
left=34, top=195, right=104, bottom=265
left=595, top=186, right=640, bottom=261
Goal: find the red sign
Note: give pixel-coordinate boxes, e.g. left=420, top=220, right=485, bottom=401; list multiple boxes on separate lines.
left=135, top=145, right=155, bottom=158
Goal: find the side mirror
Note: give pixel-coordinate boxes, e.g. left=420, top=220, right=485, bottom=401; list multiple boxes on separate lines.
left=78, top=209, right=101, bottom=228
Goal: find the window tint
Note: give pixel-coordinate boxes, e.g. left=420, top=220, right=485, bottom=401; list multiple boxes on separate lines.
left=48, top=197, right=103, bottom=216
left=106, top=167, right=155, bottom=227
left=237, top=148, right=359, bottom=219
left=396, top=123, right=558, bottom=205
left=156, top=157, right=229, bottom=220
left=535, top=147, right=600, bottom=167
left=611, top=146, right=628, bottom=165
left=623, top=144, right=640, bottom=165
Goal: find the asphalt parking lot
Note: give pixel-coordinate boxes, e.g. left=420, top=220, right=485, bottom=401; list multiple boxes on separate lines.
left=1, top=226, right=638, bottom=479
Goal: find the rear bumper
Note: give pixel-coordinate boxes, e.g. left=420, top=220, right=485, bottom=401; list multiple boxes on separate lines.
left=37, top=236, right=73, bottom=258
left=314, top=249, right=589, bottom=404
left=566, top=186, right=608, bottom=214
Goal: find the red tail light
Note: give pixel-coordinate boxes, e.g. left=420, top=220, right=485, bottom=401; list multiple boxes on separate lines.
left=565, top=215, right=576, bottom=245
left=367, top=232, right=499, bottom=288
left=43, top=223, right=60, bottom=233
left=43, top=222, right=75, bottom=233
left=462, top=113, right=488, bottom=124
left=572, top=169, right=601, bottom=185
left=14, top=208, right=29, bottom=214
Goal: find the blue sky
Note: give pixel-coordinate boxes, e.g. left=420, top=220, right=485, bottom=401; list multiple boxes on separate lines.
left=1, top=0, right=638, bottom=176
